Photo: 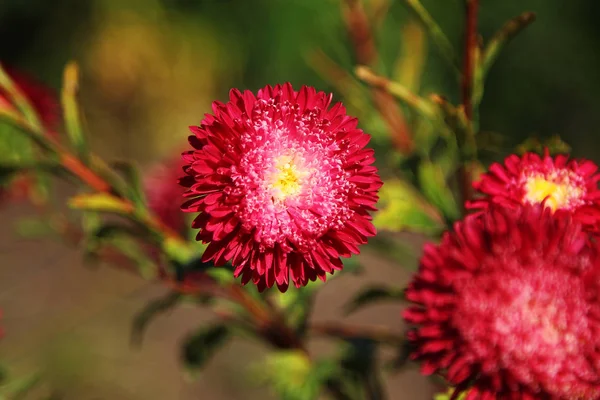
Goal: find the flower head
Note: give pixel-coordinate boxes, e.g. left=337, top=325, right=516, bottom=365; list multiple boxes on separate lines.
left=180, top=84, right=381, bottom=291
left=144, top=155, right=188, bottom=233
left=404, top=205, right=600, bottom=399
left=468, top=151, right=600, bottom=231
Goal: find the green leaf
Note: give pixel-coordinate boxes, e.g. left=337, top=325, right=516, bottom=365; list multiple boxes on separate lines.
left=131, top=291, right=182, bottom=346
left=108, top=235, right=158, bottom=279
left=84, top=224, right=158, bottom=279
left=0, top=64, right=41, bottom=129
left=344, top=285, right=406, bottom=315
left=181, top=324, right=231, bottom=378
left=434, top=387, right=467, bottom=400
left=61, top=62, right=87, bottom=162
left=251, top=350, right=337, bottom=400
left=68, top=192, right=133, bottom=215
left=418, top=162, right=460, bottom=222
left=373, top=178, right=445, bottom=235
left=112, top=160, right=148, bottom=212
left=163, top=236, right=198, bottom=265
left=338, top=338, right=386, bottom=399
left=516, top=135, right=571, bottom=156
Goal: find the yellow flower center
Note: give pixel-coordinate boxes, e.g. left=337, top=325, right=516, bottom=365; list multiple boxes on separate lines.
left=270, top=156, right=305, bottom=200
left=523, top=175, right=582, bottom=211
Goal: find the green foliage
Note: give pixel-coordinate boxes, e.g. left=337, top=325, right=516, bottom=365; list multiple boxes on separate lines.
left=417, top=161, right=460, bottom=222
left=181, top=324, right=231, bottom=379
left=111, top=160, right=148, bottom=213
left=434, top=387, right=466, bottom=400
left=0, top=372, right=40, bottom=400
left=131, top=291, right=183, bottom=346
left=516, top=135, right=571, bottom=156
left=251, top=350, right=340, bottom=400
left=61, top=62, right=88, bottom=163
left=68, top=192, right=133, bottom=215
left=373, top=178, right=445, bottom=235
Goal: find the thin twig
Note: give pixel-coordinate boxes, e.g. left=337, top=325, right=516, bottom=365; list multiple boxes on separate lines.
left=356, top=66, right=437, bottom=119
left=342, top=0, right=414, bottom=154
left=310, top=321, right=404, bottom=346
left=457, top=0, right=480, bottom=210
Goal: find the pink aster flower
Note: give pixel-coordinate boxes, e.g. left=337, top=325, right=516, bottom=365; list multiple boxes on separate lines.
left=468, top=150, right=600, bottom=232
left=144, top=155, right=187, bottom=233
left=180, top=84, right=381, bottom=291
left=404, top=205, right=600, bottom=399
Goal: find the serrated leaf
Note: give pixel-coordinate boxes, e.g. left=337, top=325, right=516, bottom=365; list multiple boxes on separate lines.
left=417, top=162, right=460, bottom=222
left=181, top=324, right=230, bottom=377
left=344, top=285, right=405, bottom=315
left=131, top=291, right=182, bottom=346
left=68, top=192, right=133, bottom=215
left=373, top=178, right=445, bottom=235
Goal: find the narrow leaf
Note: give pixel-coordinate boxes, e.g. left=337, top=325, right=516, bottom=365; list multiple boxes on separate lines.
left=131, top=291, right=182, bottom=346
left=68, top=192, right=133, bottom=215
left=181, top=324, right=231, bottom=376
left=112, top=160, right=148, bottom=211
left=418, top=161, right=460, bottom=222
left=61, top=62, right=87, bottom=162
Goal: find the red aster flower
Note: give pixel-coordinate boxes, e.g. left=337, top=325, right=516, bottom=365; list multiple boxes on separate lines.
left=404, top=205, right=600, bottom=399
left=180, top=84, right=381, bottom=291
left=144, top=155, right=188, bottom=233
left=468, top=150, right=600, bottom=232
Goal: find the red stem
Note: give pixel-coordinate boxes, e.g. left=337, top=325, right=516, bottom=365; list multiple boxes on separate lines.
left=458, top=0, right=480, bottom=208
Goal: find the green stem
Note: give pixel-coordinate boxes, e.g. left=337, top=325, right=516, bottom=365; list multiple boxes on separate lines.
left=356, top=66, right=437, bottom=119
left=0, top=65, right=42, bottom=130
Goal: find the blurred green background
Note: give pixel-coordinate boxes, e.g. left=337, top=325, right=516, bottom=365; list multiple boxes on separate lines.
left=1, top=0, right=599, bottom=398
left=2, top=0, right=600, bottom=163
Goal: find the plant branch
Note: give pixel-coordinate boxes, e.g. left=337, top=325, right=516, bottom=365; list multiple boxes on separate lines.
left=356, top=66, right=437, bottom=119
left=310, top=321, right=404, bottom=346
left=457, top=0, right=480, bottom=211
left=342, top=0, right=414, bottom=154
left=461, top=0, right=479, bottom=122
